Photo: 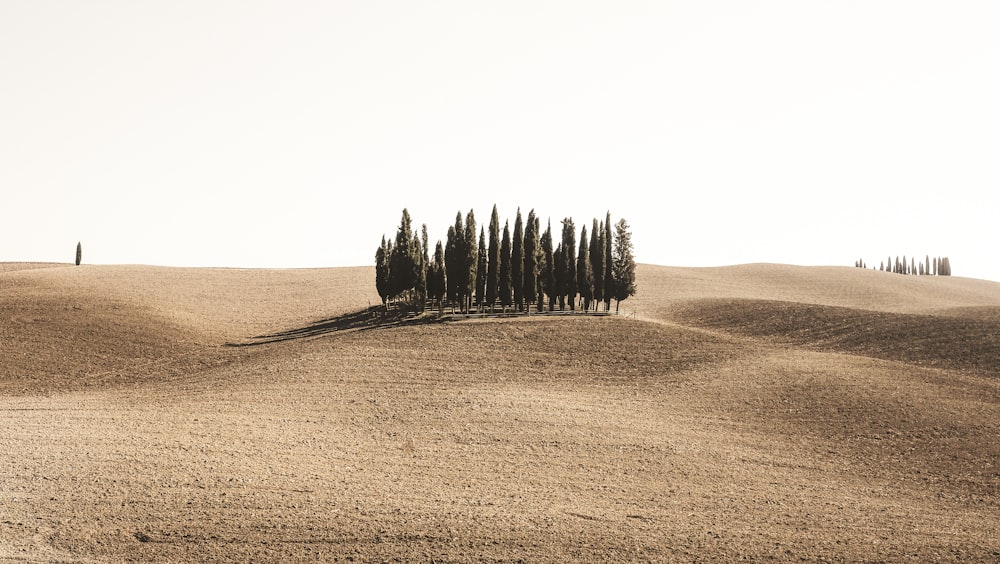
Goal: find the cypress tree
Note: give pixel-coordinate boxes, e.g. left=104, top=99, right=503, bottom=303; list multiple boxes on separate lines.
left=75, top=242, right=82, bottom=266
left=603, top=212, right=614, bottom=312
left=590, top=219, right=604, bottom=310
left=553, top=243, right=565, bottom=310
left=512, top=209, right=524, bottom=311
left=430, top=241, right=446, bottom=312
left=612, top=218, right=637, bottom=312
left=416, top=224, right=429, bottom=309
left=561, top=218, right=577, bottom=311
left=499, top=221, right=513, bottom=309
left=388, top=209, right=419, bottom=302
left=541, top=220, right=555, bottom=311
left=375, top=235, right=391, bottom=307
left=911, top=256, right=916, bottom=275
left=445, top=214, right=464, bottom=311
left=925, top=255, right=930, bottom=276
left=476, top=228, right=487, bottom=310
left=486, top=206, right=500, bottom=309
left=577, top=225, right=593, bottom=311
left=464, top=210, right=478, bottom=313
left=412, top=228, right=426, bottom=311
left=523, top=210, right=539, bottom=312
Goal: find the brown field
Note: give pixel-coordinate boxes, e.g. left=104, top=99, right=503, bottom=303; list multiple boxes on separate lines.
left=2, top=262, right=999, bottom=562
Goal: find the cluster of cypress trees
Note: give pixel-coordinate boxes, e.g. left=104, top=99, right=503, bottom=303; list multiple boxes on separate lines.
left=376, top=206, right=637, bottom=314
left=856, top=255, right=952, bottom=276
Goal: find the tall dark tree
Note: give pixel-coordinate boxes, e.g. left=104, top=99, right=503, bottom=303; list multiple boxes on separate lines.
left=511, top=209, right=524, bottom=311
left=464, top=210, right=478, bottom=313
left=499, top=221, right=513, bottom=309
left=388, top=209, right=420, bottom=303
left=553, top=243, right=566, bottom=310
left=590, top=218, right=604, bottom=310
left=75, top=242, right=82, bottom=266
left=577, top=225, right=592, bottom=311
left=375, top=235, right=391, bottom=307
left=429, top=241, right=446, bottom=312
left=561, top=218, right=577, bottom=311
left=416, top=224, right=430, bottom=308
left=523, top=210, right=539, bottom=312
left=541, top=220, right=555, bottom=311
left=476, top=228, right=487, bottom=310
left=412, top=228, right=426, bottom=311
left=603, top=212, right=614, bottom=311
left=486, top=205, right=500, bottom=309
left=445, top=215, right=463, bottom=311
left=611, top=218, right=637, bottom=312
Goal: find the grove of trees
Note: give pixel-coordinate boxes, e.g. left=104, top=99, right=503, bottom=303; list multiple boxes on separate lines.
left=857, top=255, right=952, bottom=276
left=376, top=207, right=637, bottom=314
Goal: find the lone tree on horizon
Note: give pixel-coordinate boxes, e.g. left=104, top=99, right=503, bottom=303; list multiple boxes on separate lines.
left=75, top=241, right=82, bottom=266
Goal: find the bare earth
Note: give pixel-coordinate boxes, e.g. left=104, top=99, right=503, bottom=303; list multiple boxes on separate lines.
left=2, top=263, right=998, bottom=562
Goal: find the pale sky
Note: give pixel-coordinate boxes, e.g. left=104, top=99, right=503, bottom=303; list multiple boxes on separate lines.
left=2, top=1, right=998, bottom=281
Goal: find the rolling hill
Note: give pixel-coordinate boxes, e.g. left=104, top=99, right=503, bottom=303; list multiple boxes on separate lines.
left=2, top=262, right=998, bottom=561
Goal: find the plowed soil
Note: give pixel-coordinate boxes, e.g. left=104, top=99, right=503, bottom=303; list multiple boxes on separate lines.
left=2, top=263, right=999, bottom=562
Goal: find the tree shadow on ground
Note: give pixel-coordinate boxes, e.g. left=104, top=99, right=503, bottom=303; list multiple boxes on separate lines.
left=226, top=306, right=453, bottom=347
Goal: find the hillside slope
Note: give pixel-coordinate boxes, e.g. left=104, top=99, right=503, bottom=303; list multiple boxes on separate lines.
left=0, top=264, right=376, bottom=393
left=1, top=262, right=998, bottom=561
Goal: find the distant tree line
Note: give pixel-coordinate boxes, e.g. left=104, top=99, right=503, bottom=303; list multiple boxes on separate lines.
left=376, top=206, right=637, bottom=314
left=855, top=255, right=951, bottom=276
